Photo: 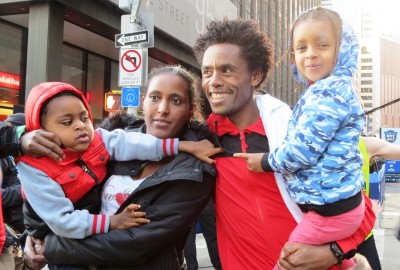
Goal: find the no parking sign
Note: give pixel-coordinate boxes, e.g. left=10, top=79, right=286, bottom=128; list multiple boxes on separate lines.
left=121, top=87, right=140, bottom=107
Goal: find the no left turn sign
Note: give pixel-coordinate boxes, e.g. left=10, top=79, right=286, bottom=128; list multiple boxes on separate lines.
left=119, top=48, right=144, bottom=86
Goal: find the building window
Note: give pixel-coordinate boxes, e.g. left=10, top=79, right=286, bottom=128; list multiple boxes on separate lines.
left=364, top=103, right=373, bottom=108
left=0, top=21, right=24, bottom=118
left=361, top=66, right=372, bottom=70
left=361, top=96, right=372, bottom=100
left=361, top=58, right=372, bottom=63
left=361, top=73, right=372, bottom=77
left=361, top=80, right=373, bottom=85
left=361, top=88, right=373, bottom=93
left=62, top=45, right=85, bottom=90
left=87, top=54, right=105, bottom=122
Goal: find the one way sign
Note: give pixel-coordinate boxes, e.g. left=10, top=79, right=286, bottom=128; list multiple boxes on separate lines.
left=115, top=30, right=149, bottom=47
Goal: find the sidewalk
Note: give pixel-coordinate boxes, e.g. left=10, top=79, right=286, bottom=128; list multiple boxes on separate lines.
left=374, top=182, right=400, bottom=269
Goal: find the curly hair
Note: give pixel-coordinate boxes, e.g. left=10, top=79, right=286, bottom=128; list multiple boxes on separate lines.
left=193, top=18, right=274, bottom=89
left=143, top=65, right=203, bottom=120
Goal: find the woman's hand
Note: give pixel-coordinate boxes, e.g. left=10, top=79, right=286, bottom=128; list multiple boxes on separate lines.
left=23, top=235, right=47, bottom=270
left=179, top=139, right=223, bottom=164
left=21, top=129, right=64, bottom=162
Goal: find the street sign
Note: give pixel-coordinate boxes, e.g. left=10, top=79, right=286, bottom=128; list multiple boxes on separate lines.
left=385, top=160, right=400, bottom=182
left=121, top=87, right=140, bottom=107
left=115, top=30, right=149, bottom=48
left=120, top=13, right=154, bottom=48
left=119, top=48, right=143, bottom=86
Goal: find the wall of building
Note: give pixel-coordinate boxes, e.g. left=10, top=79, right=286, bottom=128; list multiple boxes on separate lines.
left=0, top=0, right=321, bottom=121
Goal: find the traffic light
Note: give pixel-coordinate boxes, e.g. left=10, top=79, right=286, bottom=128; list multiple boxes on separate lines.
left=104, top=92, right=122, bottom=112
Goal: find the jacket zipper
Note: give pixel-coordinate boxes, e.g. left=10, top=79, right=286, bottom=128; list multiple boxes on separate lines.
left=77, top=158, right=99, bottom=184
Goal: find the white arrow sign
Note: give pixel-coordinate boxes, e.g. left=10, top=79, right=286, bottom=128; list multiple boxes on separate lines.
left=115, top=30, right=149, bottom=47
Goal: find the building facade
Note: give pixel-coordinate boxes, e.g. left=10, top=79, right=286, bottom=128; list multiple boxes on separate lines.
left=0, top=0, right=319, bottom=122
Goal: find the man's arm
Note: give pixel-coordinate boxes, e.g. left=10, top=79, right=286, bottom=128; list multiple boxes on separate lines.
left=363, top=136, right=400, bottom=160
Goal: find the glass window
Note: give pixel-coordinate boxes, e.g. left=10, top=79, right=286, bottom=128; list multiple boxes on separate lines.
left=87, top=54, right=105, bottom=122
left=62, top=45, right=84, bottom=90
left=0, top=22, right=23, bottom=118
left=110, top=61, right=119, bottom=91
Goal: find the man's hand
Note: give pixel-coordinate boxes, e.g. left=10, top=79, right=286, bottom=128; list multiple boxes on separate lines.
left=21, top=129, right=64, bottom=162
left=277, top=242, right=337, bottom=270
left=23, top=235, right=47, bottom=270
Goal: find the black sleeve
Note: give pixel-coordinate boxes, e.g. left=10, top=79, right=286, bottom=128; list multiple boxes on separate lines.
left=261, top=153, right=274, bottom=172
left=0, top=126, right=20, bottom=158
left=43, top=174, right=215, bottom=266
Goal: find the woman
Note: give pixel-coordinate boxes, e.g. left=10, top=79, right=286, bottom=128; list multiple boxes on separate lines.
left=24, top=65, right=219, bottom=269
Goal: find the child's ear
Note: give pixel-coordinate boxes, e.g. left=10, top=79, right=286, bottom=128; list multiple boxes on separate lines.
left=251, top=69, right=263, bottom=87
left=290, top=52, right=295, bottom=64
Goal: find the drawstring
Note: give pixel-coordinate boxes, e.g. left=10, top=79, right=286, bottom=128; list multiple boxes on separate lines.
left=239, top=131, right=248, bottom=153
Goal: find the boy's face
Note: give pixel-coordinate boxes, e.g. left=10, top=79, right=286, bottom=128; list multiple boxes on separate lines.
left=41, top=95, right=94, bottom=152
left=290, top=19, right=337, bottom=82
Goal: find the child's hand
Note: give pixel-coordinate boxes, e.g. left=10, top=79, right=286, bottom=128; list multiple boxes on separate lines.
left=110, top=203, right=150, bottom=230
left=233, top=153, right=264, bottom=172
left=179, top=140, right=223, bottom=164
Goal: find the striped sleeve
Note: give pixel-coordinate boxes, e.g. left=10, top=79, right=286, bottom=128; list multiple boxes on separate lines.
left=161, top=138, right=179, bottom=157
left=89, top=214, right=110, bottom=235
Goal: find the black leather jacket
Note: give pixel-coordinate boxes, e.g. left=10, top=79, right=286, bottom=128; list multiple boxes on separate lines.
left=44, top=122, right=217, bottom=270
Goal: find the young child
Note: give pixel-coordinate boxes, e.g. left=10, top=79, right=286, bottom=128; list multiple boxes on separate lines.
left=235, top=8, right=366, bottom=269
left=17, top=82, right=220, bottom=270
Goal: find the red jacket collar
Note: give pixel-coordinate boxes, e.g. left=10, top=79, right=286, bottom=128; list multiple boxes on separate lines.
left=207, top=113, right=265, bottom=136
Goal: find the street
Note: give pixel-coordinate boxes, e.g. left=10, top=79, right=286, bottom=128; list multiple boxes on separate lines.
left=374, top=182, right=400, bottom=269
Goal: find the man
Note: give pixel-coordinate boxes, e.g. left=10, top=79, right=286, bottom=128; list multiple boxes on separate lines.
left=192, top=18, right=375, bottom=269
left=0, top=125, right=63, bottom=268
left=357, top=136, right=400, bottom=269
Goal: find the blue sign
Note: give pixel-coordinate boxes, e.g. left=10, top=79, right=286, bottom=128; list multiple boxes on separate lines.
left=385, top=160, right=400, bottom=182
left=121, top=87, right=140, bottom=107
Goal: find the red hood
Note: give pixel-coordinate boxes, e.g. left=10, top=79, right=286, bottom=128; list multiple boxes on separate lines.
left=25, top=82, right=92, bottom=132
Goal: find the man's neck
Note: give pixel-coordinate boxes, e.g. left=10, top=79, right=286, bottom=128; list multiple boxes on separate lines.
left=228, top=100, right=259, bottom=130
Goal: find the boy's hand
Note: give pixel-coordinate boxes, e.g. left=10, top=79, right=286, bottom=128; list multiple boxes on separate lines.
left=110, top=203, right=150, bottom=230
left=179, top=140, right=223, bottom=164
left=21, top=129, right=65, bottom=162
left=234, top=153, right=264, bottom=172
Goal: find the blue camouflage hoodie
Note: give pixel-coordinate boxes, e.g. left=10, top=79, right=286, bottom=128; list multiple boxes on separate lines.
left=268, top=21, right=365, bottom=205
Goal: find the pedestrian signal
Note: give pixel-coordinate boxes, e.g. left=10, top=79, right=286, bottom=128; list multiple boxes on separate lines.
left=104, top=93, right=122, bottom=112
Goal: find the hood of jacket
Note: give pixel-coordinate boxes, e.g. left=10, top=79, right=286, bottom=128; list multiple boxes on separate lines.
left=25, top=82, right=92, bottom=132
left=291, top=20, right=359, bottom=83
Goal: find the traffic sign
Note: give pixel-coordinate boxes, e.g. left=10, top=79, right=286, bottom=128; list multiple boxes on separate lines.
left=119, top=48, right=143, bottom=86
left=120, top=13, right=154, bottom=48
left=121, top=87, right=140, bottom=107
left=115, top=30, right=149, bottom=48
